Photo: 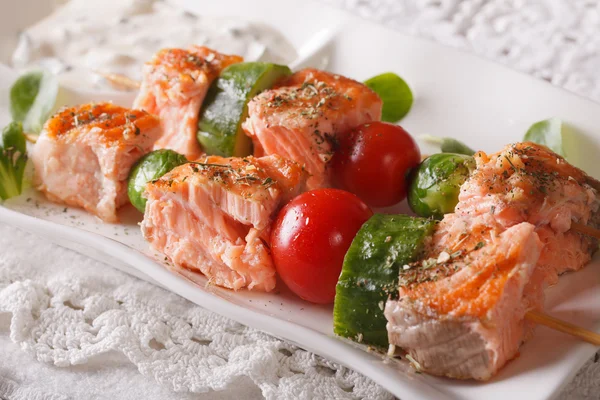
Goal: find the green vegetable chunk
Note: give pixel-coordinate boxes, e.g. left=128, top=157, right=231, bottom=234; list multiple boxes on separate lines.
left=408, top=153, right=475, bottom=219
left=10, top=69, right=59, bottom=133
left=127, top=149, right=187, bottom=212
left=0, top=122, right=28, bottom=200
left=364, top=72, right=413, bottom=123
left=198, top=62, right=291, bottom=157
left=524, top=117, right=566, bottom=156
left=333, top=214, right=437, bottom=348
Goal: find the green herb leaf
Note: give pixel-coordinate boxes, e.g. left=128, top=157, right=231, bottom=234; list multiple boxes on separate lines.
left=10, top=69, right=59, bottom=134
left=523, top=118, right=566, bottom=157
left=2, top=121, right=26, bottom=154
left=0, top=122, right=28, bottom=200
left=364, top=72, right=413, bottom=122
left=127, top=149, right=188, bottom=212
left=419, top=135, right=475, bottom=156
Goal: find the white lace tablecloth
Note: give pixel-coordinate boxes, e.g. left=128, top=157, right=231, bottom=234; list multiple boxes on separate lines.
left=2, top=1, right=600, bottom=399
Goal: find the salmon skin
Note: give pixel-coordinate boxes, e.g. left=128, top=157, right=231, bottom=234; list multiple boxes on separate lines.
left=385, top=142, right=600, bottom=380
left=32, top=102, right=161, bottom=223
left=134, top=46, right=242, bottom=160
left=242, top=68, right=382, bottom=190
left=141, top=154, right=307, bottom=292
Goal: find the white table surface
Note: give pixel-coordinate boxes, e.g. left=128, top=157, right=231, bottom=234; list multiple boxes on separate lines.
left=2, top=1, right=600, bottom=399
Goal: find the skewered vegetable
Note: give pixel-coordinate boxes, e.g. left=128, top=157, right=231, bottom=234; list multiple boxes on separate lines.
left=408, top=153, right=475, bottom=219
left=197, top=62, right=291, bottom=157
left=333, top=214, right=437, bottom=348
left=271, top=189, right=373, bottom=304
left=331, top=122, right=421, bottom=207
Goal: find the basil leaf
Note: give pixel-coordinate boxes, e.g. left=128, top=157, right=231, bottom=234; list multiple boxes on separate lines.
left=439, top=138, right=475, bottom=156
left=0, top=122, right=28, bottom=200
left=523, top=118, right=565, bottom=156
left=364, top=72, right=413, bottom=122
left=10, top=69, right=59, bottom=134
left=420, top=135, right=475, bottom=156
left=1, top=121, right=26, bottom=154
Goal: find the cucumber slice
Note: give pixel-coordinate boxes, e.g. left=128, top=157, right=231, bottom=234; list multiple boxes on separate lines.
left=197, top=62, right=291, bottom=157
left=333, top=214, right=437, bottom=348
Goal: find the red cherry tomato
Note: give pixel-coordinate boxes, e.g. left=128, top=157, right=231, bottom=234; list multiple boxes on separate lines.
left=331, top=122, right=421, bottom=207
left=271, top=189, right=373, bottom=304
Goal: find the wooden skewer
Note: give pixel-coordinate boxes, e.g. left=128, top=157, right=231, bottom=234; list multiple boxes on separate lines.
left=24, top=133, right=38, bottom=144
left=571, top=222, right=600, bottom=240
left=520, top=222, right=600, bottom=345
left=95, top=71, right=141, bottom=90
left=526, top=310, right=600, bottom=346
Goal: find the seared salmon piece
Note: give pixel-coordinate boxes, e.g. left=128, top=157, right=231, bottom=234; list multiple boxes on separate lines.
left=456, top=142, right=600, bottom=305
left=457, top=142, right=599, bottom=232
left=242, top=68, right=382, bottom=189
left=134, top=46, right=242, bottom=159
left=386, top=217, right=543, bottom=380
left=141, top=154, right=307, bottom=291
left=386, top=142, right=600, bottom=380
left=32, top=103, right=161, bottom=222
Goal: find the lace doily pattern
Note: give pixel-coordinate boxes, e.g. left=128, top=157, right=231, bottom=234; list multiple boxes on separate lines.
left=0, top=225, right=391, bottom=399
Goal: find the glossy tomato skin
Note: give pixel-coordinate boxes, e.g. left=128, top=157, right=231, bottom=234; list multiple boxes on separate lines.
left=271, top=189, right=373, bottom=304
left=331, top=122, right=421, bottom=208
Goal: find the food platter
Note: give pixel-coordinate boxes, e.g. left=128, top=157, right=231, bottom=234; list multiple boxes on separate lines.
left=2, top=1, right=600, bottom=399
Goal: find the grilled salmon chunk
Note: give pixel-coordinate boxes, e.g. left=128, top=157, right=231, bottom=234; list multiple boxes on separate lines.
left=32, top=103, right=161, bottom=222
left=386, top=218, right=542, bottom=380
left=385, top=142, right=600, bottom=380
left=457, top=142, right=600, bottom=234
left=134, top=46, right=242, bottom=159
left=458, top=142, right=600, bottom=307
left=141, top=154, right=307, bottom=291
left=242, top=68, right=382, bottom=189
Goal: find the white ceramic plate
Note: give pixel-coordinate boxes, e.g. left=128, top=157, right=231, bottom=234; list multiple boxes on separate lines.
left=2, top=1, right=600, bottom=399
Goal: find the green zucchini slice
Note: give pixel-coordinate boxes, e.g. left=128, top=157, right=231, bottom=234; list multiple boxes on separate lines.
left=197, top=62, right=291, bottom=157
left=333, top=214, right=437, bottom=348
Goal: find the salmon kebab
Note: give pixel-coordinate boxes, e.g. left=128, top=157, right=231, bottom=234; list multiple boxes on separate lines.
left=20, top=40, right=600, bottom=384
left=385, top=143, right=600, bottom=380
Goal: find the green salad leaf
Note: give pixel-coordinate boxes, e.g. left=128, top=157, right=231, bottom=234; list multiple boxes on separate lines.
left=523, top=118, right=566, bottom=157
left=127, top=149, right=188, bottom=212
left=0, top=122, right=28, bottom=200
left=364, top=72, right=413, bottom=122
left=10, top=69, right=59, bottom=134
left=420, top=135, right=475, bottom=156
